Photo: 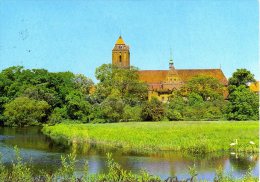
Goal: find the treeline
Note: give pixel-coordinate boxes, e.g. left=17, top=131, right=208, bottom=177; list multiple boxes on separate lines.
left=0, top=65, right=258, bottom=127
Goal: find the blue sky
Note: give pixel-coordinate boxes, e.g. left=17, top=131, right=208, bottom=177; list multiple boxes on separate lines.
left=0, top=0, right=259, bottom=81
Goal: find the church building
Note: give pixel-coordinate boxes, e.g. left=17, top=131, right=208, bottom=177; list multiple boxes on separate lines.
left=112, top=36, right=228, bottom=102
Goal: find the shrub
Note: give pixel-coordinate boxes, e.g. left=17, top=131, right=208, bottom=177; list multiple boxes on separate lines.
left=3, top=97, right=50, bottom=127
left=141, top=97, right=165, bottom=121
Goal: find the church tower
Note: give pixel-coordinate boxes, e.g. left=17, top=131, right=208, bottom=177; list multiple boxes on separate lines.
left=112, top=36, right=130, bottom=68
left=166, top=52, right=182, bottom=85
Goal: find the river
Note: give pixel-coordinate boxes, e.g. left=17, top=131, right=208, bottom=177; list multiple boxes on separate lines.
left=0, top=127, right=258, bottom=181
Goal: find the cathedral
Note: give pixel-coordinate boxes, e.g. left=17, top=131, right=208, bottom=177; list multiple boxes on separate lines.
left=112, top=36, right=228, bottom=102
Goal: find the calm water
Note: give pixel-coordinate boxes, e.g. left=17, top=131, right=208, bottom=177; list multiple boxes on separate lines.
left=0, top=127, right=259, bottom=181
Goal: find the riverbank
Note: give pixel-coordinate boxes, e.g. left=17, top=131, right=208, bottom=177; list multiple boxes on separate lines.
left=42, top=121, right=259, bottom=154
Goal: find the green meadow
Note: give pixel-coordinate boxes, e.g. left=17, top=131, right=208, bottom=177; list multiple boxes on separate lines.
left=42, top=121, right=259, bottom=154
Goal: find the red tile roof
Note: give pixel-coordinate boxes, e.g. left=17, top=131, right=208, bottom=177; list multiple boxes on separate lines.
left=138, top=69, right=228, bottom=85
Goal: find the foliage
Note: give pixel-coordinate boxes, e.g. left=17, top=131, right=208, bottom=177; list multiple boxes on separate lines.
left=214, top=166, right=258, bottom=182
left=73, top=74, right=94, bottom=95
left=99, top=90, right=125, bottom=122
left=94, top=64, right=148, bottom=105
left=167, top=91, right=226, bottom=121
left=3, top=97, right=50, bottom=127
left=0, top=66, right=94, bottom=126
left=48, top=107, right=68, bottom=124
left=42, top=121, right=259, bottom=154
left=181, top=75, right=225, bottom=101
left=141, top=97, right=165, bottom=121
left=0, top=65, right=258, bottom=125
left=165, top=75, right=227, bottom=121
left=226, top=86, right=259, bottom=120
left=123, top=105, right=142, bottom=122
left=88, top=64, right=148, bottom=122
left=228, top=68, right=255, bottom=88
left=65, top=91, right=91, bottom=121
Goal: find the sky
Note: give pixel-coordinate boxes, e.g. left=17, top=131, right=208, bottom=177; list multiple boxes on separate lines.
left=0, top=0, right=259, bottom=82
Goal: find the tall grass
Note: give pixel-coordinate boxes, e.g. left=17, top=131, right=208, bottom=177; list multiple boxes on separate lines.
left=42, top=121, right=259, bottom=154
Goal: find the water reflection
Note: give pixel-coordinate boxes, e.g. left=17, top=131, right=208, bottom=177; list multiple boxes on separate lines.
left=0, top=127, right=259, bottom=181
left=229, top=153, right=258, bottom=171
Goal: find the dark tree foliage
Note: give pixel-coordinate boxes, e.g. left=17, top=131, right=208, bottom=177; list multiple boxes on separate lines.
left=3, top=97, right=50, bottom=127
left=226, top=68, right=259, bottom=120
left=94, top=64, right=148, bottom=106
left=141, top=97, right=165, bottom=121
left=166, top=75, right=227, bottom=121
left=228, top=69, right=255, bottom=88
left=0, top=65, right=257, bottom=125
left=0, top=66, right=94, bottom=126
left=226, top=85, right=259, bottom=120
left=180, top=75, right=225, bottom=101
left=89, top=64, right=148, bottom=123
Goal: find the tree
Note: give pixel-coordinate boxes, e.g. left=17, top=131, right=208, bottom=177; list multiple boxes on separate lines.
left=65, top=91, right=91, bottom=121
left=228, top=69, right=255, bottom=88
left=100, top=90, right=125, bottom=122
left=226, top=85, right=259, bottom=120
left=141, top=97, right=165, bottom=121
left=123, top=105, right=142, bottom=122
left=0, top=66, right=94, bottom=126
left=94, top=64, right=148, bottom=105
left=48, top=107, right=68, bottom=124
left=22, top=86, right=59, bottom=108
left=181, top=75, right=224, bottom=101
left=73, top=74, right=94, bottom=95
left=167, top=91, right=226, bottom=121
left=3, top=97, right=50, bottom=127
left=166, top=94, right=186, bottom=121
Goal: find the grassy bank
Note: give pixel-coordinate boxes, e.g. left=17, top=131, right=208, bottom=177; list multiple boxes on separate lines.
left=42, top=121, right=259, bottom=154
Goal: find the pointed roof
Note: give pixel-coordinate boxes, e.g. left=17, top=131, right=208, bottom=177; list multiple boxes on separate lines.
left=115, top=36, right=125, bottom=45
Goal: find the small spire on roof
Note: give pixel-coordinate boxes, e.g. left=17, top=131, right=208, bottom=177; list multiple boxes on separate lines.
left=169, top=48, right=174, bottom=69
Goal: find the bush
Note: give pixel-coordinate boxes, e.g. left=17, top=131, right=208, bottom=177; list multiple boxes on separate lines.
left=123, top=105, right=142, bottom=122
left=166, top=109, right=183, bottom=121
left=3, top=97, right=50, bottom=127
left=48, top=107, right=68, bottom=124
left=141, top=97, right=165, bottom=121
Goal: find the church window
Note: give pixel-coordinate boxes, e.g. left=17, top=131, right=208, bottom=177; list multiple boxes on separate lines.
left=119, top=55, right=122, bottom=62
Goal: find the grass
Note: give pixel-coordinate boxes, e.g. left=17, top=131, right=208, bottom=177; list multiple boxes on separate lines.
left=42, top=121, right=259, bottom=154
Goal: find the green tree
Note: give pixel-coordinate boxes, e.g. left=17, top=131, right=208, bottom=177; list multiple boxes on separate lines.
left=100, top=90, right=125, bottom=122
left=123, top=105, right=142, bottom=122
left=226, top=85, right=259, bottom=120
left=73, top=74, right=94, bottom=95
left=3, top=97, right=50, bottom=127
left=94, top=64, right=148, bottom=105
left=228, top=69, right=255, bottom=88
left=141, top=97, right=165, bottom=121
left=65, top=91, right=91, bottom=121
left=182, top=75, right=224, bottom=101
left=166, top=94, right=186, bottom=121
left=48, top=107, right=68, bottom=124
left=0, top=66, right=94, bottom=126
left=22, top=85, right=59, bottom=108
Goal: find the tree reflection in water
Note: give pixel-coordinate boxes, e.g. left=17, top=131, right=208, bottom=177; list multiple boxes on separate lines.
left=229, top=153, right=258, bottom=171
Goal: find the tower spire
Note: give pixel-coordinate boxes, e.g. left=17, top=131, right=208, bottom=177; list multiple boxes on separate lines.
left=169, top=48, right=174, bottom=69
